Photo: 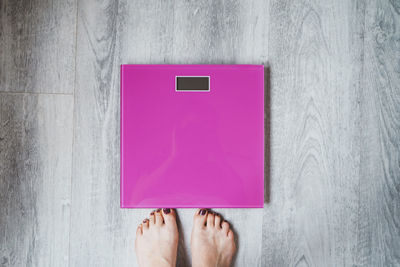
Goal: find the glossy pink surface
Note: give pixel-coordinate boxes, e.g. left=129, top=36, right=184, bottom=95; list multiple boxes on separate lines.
left=121, top=65, right=264, bottom=208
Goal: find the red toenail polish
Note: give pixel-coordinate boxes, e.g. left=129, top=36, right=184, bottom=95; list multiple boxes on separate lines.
left=143, top=219, right=147, bottom=223
left=163, top=208, right=171, bottom=214
left=150, top=211, right=154, bottom=215
left=156, top=208, right=161, bottom=212
left=200, top=209, right=206, bottom=215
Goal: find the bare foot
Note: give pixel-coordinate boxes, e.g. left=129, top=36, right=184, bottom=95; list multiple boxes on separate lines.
left=135, top=208, right=178, bottom=267
left=191, top=209, right=236, bottom=267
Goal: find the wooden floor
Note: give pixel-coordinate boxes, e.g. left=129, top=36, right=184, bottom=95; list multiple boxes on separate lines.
left=1, top=0, right=399, bottom=266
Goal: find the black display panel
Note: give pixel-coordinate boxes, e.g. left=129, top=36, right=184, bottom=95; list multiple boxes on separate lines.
left=176, top=76, right=209, bottom=91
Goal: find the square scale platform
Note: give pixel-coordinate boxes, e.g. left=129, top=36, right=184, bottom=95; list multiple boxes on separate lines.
left=121, top=65, right=264, bottom=208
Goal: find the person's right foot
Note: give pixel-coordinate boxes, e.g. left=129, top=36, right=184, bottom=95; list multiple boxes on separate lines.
left=191, top=209, right=236, bottom=267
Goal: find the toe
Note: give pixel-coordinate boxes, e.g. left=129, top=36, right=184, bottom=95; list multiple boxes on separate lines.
left=206, top=211, right=215, bottom=227
left=162, top=208, right=176, bottom=225
left=149, top=210, right=156, bottom=225
left=227, top=230, right=236, bottom=252
left=227, top=229, right=234, bottom=239
left=136, top=224, right=142, bottom=236
left=214, top=214, right=222, bottom=228
left=142, top=219, right=149, bottom=230
left=194, top=209, right=208, bottom=227
left=221, top=220, right=230, bottom=234
left=155, top=208, right=164, bottom=225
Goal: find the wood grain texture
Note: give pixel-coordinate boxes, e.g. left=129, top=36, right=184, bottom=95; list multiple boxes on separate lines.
left=69, top=0, right=132, bottom=265
left=263, top=0, right=365, bottom=266
left=70, top=0, right=268, bottom=266
left=0, top=94, right=73, bottom=266
left=0, top=0, right=76, bottom=93
left=358, top=0, right=400, bottom=265
left=263, top=0, right=400, bottom=266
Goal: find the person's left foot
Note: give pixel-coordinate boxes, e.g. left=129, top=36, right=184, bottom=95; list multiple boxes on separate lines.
left=135, top=208, right=178, bottom=267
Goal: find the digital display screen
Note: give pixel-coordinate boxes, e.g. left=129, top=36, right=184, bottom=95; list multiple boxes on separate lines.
left=176, top=76, right=209, bottom=91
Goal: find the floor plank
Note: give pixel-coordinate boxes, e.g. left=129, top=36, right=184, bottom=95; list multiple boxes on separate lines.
left=0, top=93, right=73, bottom=266
left=69, top=0, right=136, bottom=265
left=263, top=0, right=365, bottom=266
left=70, top=0, right=268, bottom=266
left=357, top=0, right=400, bottom=265
left=0, top=0, right=76, bottom=93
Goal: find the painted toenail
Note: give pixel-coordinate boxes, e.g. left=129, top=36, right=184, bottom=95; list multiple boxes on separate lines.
left=150, top=211, right=154, bottom=215
left=200, top=209, right=207, bottom=215
left=143, top=219, right=148, bottom=223
left=163, top=208, right=171, bottom=214
left=156, top=208, right=161, bottom=212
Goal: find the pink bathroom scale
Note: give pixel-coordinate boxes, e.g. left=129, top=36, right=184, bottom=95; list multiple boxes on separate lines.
left=121, top=65, right=264, bottom=208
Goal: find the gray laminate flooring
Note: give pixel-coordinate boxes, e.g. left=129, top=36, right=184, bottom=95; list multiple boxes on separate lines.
left=1, top=0, right=399, bottom=266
